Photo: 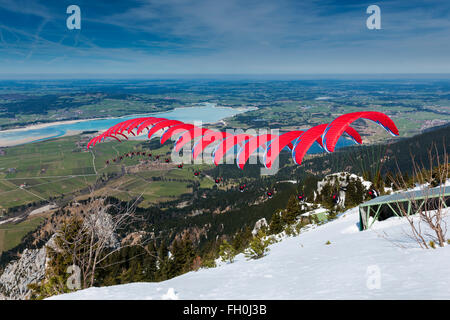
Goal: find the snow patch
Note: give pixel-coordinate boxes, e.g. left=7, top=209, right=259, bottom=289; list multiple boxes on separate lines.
left=162, top=288, right=179, bottom=300
left=49, top=200, right=450, bottom=300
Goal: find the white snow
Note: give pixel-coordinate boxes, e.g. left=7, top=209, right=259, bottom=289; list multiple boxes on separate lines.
left=49, top=206, right=450, bottom=300
left=162, top=288, right=179, bottom=300
left=299, top=207, right=328, bottom=217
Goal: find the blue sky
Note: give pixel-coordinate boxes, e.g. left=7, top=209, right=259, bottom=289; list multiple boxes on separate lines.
left=0, top=0, right=449, bottom=76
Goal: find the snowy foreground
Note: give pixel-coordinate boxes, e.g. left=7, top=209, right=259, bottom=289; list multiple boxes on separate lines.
left=49, top=207, right=450, bottom=300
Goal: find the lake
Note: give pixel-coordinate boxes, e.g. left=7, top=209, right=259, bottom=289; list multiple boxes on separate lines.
left=0, top=103, right=253, bottom=147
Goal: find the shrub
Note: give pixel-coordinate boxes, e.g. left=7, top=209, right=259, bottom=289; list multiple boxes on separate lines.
left=201, top=258, right=217, bottom=269
left=310, top=214, right=319, bottom=225
left=327, top=208, right=340, bottom=220
left=244, top=229, right=275, bottom=260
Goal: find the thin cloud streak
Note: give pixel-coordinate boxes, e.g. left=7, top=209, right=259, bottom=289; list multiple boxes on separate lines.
left=0, top=0, right=448, bottom=74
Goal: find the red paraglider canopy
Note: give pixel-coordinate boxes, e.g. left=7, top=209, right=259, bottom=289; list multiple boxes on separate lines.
left=292, top=124, right=363, bottom=166
left=175, top=127, right=213, bottom=152
left=160, top=123, right=196, bottom=144
left=147, top=119, right=183, bottom=140
left=236, top=134, right=278, bottom=170
left=114, top=119, right=138, bottom=136
left=86, top=111, right=398, bottom=172
left=136, top=117, right=167, bottom=135
left=127, top=117, right=152, bottom=135
left=264, top=130, right=304, bottom=169
left=192, top=131, right=232, bottom=160
left=323, top=111, right=399, bottom=153
left=213, top=133, right=253, bottom=166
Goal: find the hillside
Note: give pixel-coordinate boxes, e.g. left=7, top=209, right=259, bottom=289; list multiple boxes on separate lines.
left=49, top=205, right=450, bottom=300
left=0, top=123, right=448, bottom=299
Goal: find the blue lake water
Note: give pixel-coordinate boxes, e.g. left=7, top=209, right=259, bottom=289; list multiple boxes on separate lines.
left=0, top=103, right=358, bottom=154
left=307, top=137, right=356, bottom=154
left=0, top=104, right=251, bottom=146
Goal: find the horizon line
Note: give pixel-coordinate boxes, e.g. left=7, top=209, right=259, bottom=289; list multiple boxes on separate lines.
left=1, top=73, right=450, bottom=81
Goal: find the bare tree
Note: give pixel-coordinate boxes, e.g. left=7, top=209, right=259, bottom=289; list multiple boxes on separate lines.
left=390, top=141, right=449, bottom=248
left=51, top=193, right=155, bottom=290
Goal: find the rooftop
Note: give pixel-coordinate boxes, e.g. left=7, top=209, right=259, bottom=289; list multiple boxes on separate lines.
left=360, top=185, right=450, bottom=207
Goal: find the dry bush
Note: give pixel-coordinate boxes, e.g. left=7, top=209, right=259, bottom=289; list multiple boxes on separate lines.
left=390, top=141, right=448, bottom=248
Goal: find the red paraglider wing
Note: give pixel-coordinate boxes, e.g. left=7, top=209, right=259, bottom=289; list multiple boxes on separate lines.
left=88, top=118, right=156, bottom=149
left=86, top=112, right=394, bottom=168
left=293, top=123, right=364, bottom=165
left=136, top=117, right=167, bottom=135
left=87, top=135, right=100, bottom=149
left=91, top=132, right=122, bottom=147
left=126, top=117, right=151, bottom=135
left=192, top=131, right=232, bottom=160
left=264, top=130, right=304, bottom=169
left=236, top=134, right=278, bottom=170
left=114, top=119, right=139, bottom=135
left=323, top=111, right=398, bottom=153
left=160, top=123, right=196, bottom=144
left=292, top=124, right=328, bottom=165
left=175, top=127, right=213, bottom=152
left=109, top=135, right=122, bottom=143
left=116, top=132, right=128, bottom=140
left=213, top=133, right=253, bottom=166
left=147, top=119, right=183, bottom=140
left=342, top=126, right=362, bottom=145
left=102, top=121, right=128, bottom=139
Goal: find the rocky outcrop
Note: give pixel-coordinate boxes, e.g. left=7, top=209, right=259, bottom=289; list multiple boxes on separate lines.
left=252, top=218, right=268, bottom=236
left=0, top=199, right=122, bottom=300
left=316, top=172, right=372, bottom=207
left=0, top=246, right=47, bottom=300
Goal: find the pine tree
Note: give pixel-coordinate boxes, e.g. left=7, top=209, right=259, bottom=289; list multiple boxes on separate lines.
left=182, top=237, right=195, bottom=273
left=269, top=212, right=283, bottom=234
left=168, top=239, right=183, bottom=278
left=142, top=243, right=158, bottom=281
left=155, top=240, right=170, bottom=281
left=201, top=249, right=217, bottom=269
left=244, top=229, right=275, bottom=260
left=282, top=195, right=300, bottom=225
left=219, top=239, right=237, bottom=263
left=232, top=226, right=252, bottom=252
left=319, top=183, right=334, bottom=209
left=345, top=178, right=365, bottom=207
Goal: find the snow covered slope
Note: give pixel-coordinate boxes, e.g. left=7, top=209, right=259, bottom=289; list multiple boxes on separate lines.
left=49, top=207, right=450, bottom=300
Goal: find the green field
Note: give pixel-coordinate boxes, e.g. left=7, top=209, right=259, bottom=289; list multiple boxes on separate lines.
left=0, top=216, right=44, bottom=252
left=0, top=136, right=98, bottom=209
left=0, top=133, right=220, bottom=252
left=0, top=134, right=217, bottom=211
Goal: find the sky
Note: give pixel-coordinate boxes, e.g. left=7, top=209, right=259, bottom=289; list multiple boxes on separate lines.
left=0, top=0, right=449, bottom=76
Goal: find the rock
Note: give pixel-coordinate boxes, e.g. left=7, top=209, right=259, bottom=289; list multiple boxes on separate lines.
left=0, top=246, right=47, bottom=300
left=252, top=218, right=268, bottom=236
